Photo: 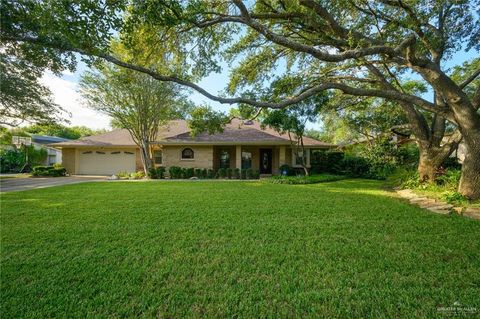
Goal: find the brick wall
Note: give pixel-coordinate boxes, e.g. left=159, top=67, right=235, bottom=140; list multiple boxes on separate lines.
left=162, top=145, right=214, bottom=169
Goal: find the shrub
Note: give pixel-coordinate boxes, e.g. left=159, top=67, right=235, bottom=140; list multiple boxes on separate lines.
left=207, top=169, right=215, bottom=179
left=168, top=166, right=183, bottom=179
left=226, top=168, right=233, bottom=179
left=217, top=168, right=227, bottom=179
left=130, top=171, right=145, bottom=180
left=201, top=168, right=208, bottom=179
left=0, top=146, right=47, bottom=173
left=148, top=167, right=165, bottom=179
left=184, top=168, right=195, bottom=179
left=442, top=191, right=467, bottom=204
left=241, top=169, right=247, bottom=179
left=234, top=168, right=240, bottom=179
left=339, top=156, right=370, bottom=177
left=435, top=169, right=461, bottom=188
left=53, top=163, right=63, bottom=169
left=246, top=168, right=255, bottom=179
left=279, top=164, right=293, bottom=176
left=32, top=165, right=66, bottom=177
left=195, top=168, right=203, bottom=178
left=116, top=171, right=130, bottom=179
left=441, top=157, right=462, bottom=170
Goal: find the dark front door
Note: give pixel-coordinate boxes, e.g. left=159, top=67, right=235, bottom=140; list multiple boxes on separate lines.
left=259, top=149, right=272, bottom=174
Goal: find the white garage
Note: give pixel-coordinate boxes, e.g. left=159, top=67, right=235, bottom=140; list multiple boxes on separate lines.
left=78, top=149, right=136, bottom=175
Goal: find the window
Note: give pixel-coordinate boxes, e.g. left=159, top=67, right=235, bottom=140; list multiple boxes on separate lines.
left=153, top=150, right=163, bottom=165
left=48, top=154, right=56, bottom=165
left=111, top=151, right=121, bottom=154
left=293, top=149, right=309, bottom=166
left=124, top=151, right=134, bottom=155
left=241, top=151, right=252, bottom=169
left=219, top=150, right=230, bottom=168
left=181, top=148, right=194, bottom=159
left=96, top=151, right=105, bottom=154
left=82, top=151, right=92, bottom=154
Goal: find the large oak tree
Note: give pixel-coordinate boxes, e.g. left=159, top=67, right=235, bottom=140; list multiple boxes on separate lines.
left=2, top=0, right=479, bottom=197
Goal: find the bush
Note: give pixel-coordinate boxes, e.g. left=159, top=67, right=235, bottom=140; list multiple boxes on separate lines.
left=207, top=169, right=215, bottom=179
left=168, top=166, right=183, bottom=179
left=435, top=169, right=461, bottom=188
left=311, top=151, right=345, bottom=174
left=201, top=168, right=208, bottom=179
left=266, top=174, right=346, bottom=185
left=279, top=164, right=293, bottom=176
left=217, top=168, right=227, bottom=179
left=233, top=168, right=240, bottom=179
left=130, top=171, right=145, bottom=180
left=184, top=168, right=195, bottom=179
left=148, top=167, right=165, bottom=179
left=194, top=168, right=203, bottom=178
left=338, top=156, right=370, bottom=177
left=226, top=168, right=233, bottom=179
left=0, top=146, right=47, bottom=173
left=32, top=165, right=66, bottom=177
left=241, top=169, right=247, bottom=179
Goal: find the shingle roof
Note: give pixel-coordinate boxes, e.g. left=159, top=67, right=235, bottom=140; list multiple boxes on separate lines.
left=52, top=119, right=335, bottom=147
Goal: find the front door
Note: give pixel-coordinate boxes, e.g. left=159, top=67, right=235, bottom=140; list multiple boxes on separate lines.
left=259, top=149, right=272, bottom=174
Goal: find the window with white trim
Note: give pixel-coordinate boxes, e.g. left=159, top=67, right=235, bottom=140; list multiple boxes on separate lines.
left=181, top=148, right=194, bottom=159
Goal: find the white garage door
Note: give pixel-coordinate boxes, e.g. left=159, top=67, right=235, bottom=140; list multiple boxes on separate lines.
left=78, top=149, right=136, bottom=175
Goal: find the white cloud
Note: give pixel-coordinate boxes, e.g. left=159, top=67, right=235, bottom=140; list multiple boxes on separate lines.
left=40, top=72, right=112, bottom=130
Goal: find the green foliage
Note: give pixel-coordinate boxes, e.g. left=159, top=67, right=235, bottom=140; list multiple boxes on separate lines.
left=168, top=166, right=183, bottom=179
left=184, top=168, right=195, bottom=179
left=234, top=168, right=240, bottom=179
left=0, top=146, right=47, bottom=173
left=207, top=169, right=215, bottom=179
left=226, top=168, right=233, bottom=179
left=31, top=165, right=66, bottom=177
left=187, top=106, right=229, bottom=137
left=0, top=53, right=66, bottom=126
left=23, top=124, right=105, bottom=140
left=279, top=164, right=293, bottom=176
left=266, top=174, right=346, bottom=185
left=148, top=167, right=165, bottom=179
left=217, top=168, right=227, bottom=179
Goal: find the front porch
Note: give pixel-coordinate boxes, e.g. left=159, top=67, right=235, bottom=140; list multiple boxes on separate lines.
left=212, top=145, right=310, bottom=175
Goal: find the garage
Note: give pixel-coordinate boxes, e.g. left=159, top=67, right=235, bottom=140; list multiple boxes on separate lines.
left=78, top=149, right=136, bottom=175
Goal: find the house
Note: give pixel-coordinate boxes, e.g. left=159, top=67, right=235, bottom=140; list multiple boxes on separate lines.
left=51, top=119, right=335, bottom=176
left=30, top=135, right=70, bottom=165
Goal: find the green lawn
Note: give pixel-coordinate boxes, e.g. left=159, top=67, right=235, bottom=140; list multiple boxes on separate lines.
left=1, top=180, right=479, bottom=318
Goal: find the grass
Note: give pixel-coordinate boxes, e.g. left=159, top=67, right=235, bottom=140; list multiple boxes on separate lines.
left=264, top=173, right=346, bottom=184
left=1, top=180, right=479, bottom=318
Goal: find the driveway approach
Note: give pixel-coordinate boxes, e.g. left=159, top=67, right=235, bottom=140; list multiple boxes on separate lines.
left=0, top=176, right=106, bottom=193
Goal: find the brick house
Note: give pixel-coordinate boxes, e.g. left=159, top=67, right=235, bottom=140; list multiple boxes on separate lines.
left=52, top=118, right=335, bottom=175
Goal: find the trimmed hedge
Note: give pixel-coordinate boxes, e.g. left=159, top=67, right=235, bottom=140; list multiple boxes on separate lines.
left=165, top=166, right=260, bottom=179
left=31, top=166, right=67, bottom=177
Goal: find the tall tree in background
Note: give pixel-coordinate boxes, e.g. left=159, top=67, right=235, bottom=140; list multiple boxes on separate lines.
left=0, top=53, right=66, bottom=126
left=2, top=0, right=480, bottom=197
left=80, top=62, right=192, bottom=174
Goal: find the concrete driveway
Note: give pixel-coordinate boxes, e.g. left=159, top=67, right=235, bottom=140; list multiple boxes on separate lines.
left=0, top=176, right=106, bottom=193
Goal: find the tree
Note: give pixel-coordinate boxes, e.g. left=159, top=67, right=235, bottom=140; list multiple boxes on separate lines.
left=80, top=62, right=192, bottom=174
left=2, top=1, right=480, bottom=197
left=23, top=123, right=106, bottom=139
left=0, top=53, right=66, bottom=126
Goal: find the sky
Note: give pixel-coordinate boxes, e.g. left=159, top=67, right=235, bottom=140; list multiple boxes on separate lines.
left=41, top=48, right=477, bottom=131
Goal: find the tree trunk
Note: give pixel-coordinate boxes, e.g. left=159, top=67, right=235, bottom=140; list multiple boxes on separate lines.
left=139, top=140, right=152, bottom=176
left=417, top=142, right=456, bottom=183
left=458, top=144, right=480, bottom=200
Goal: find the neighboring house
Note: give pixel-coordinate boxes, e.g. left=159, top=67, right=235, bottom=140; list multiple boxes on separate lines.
left=51, top=118, right=335, bottom=176
left=30, top=135, right=70, bottom=165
